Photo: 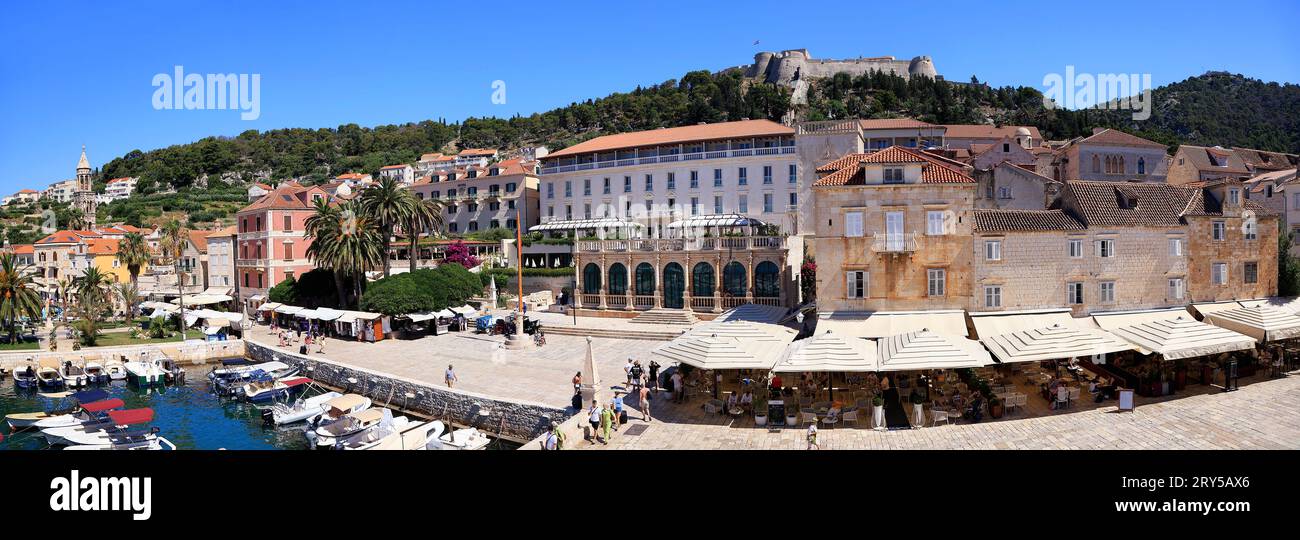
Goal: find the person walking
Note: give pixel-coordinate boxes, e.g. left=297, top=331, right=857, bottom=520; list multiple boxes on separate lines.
left=550, top=422, right=566, bottom=450
left=587, top=400, right=602, bottom=443
left=670, top=370, right=684, bottom=403
left=572, top=371, right=582, bottom=393
left=600, top=402, right=615, bottom=444
left=444, top=364, right=459, bottom=389
left=648, top=360, right=661, bottom=392
left=623, top=358, right=634, bottom=386
left=611, top=392, right=624, bottom=431
left=317, top=334, right=326, bottom=354
left=639, top=384, right=652, bottom=422
left=629, top=361, right=644, bottom=392
left=806, top=423, right=819, bottom=450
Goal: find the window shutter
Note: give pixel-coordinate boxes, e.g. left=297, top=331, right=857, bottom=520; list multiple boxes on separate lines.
left=845, top=272, right=854, bottom=298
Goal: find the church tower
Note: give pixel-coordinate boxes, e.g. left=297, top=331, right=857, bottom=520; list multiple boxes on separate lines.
left=73, top=146, right=97, bottom=228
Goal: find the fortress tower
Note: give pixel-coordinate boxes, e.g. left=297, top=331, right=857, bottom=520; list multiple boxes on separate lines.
left=742, top=50, right=939, bottom=86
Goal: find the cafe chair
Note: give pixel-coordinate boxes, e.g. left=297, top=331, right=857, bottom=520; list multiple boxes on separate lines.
left=1068, top=386, right=1081, bottom=405
left=1055, top=386, right=1070, bottom=410
left=801, top=410, right=819, bottom=427
left=930, top=408, right=950, bottom=426
left=841, top=409, right=858, bottom=426
left=704, top=399, right=724, bottom=414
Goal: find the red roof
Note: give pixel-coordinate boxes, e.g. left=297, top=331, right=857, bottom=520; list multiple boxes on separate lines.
left=545, top=120, right=794, bottom=159
left=858, top=118, right=940, bottom=130
left=107, top=408, right=154, bottom=426
left=84, top=238, right=120, bottom=256
left=380, top=164, right=409, bottom=170
left=36, top=230, right=99, bottom=245
left=814, top=146, right=975, bottom=187
left=11, top=244, right=33, bottom=255
left=81, top=398, right=125, bottom=413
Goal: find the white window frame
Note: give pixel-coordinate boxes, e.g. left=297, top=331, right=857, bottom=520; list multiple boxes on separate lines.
left=845, top=271, right=867, bottom=299
left=927, top=268, right=946, bottom=297
left=1212, top=221, right=1225, bottom=241
left=983, top=286, right=1002, bottom=308
left=1168, top=238, right=1183, bottom=257
left=1212, top=263, right=1228, bottom=285
left=1067, top=282, right=1084, bottom=305
left=844, top=211, right=864, bottom=238
left=1168, top=278, right=1185, bottom=300
left=1068, top=239, right=1083, bottom=258
left=926, top=211, right=945, bottom=235
left=1096, top=238, right=1115, bottom=258
left=984, top=240, right=1002, bottom=261
left=1099, top=281, right=1116, bottom=303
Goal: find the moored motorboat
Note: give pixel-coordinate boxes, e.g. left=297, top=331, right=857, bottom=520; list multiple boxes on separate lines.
left=355, top=420, right=446, bottom=450
left=11, top=362, right=39, bottom=389
left=43, top=408, right=157, bottom=447
left=209, top=361, right=297, bottom=395
left=334, top=410, right=412, bottom=450
left=305, top=393, right=372, bottom=427
left=66, top=436, right=176, bottom=451
left=83, top=361, right=110, bottom=384
left=241, top=376, right=311, bottom=403
left=4, top=389, right=110, bottom=430
left=438, top=426, right=492, bottom=450
left=104, top=360, right=127, bottom=381
left=265, top=391, right=342, bottom=426
left=59, top=361, right=89, bottom=388
left=123, top=355, right=167, bottom=387
left=35, top=360, right=64, bottom=390
left=159, top=357, right=185, bottom=384
left=311, top=408, right=389, bottom=449
left=32, top=398, right=125, bottom=430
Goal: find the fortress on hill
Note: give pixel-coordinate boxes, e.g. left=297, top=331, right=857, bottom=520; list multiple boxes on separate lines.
left=740, top=49, right=939, bottom=85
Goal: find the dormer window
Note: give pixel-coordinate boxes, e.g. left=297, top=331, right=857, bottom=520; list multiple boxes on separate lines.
left=1228, top=189, right=1240, bottom=205
left=883, top=167, right=905, bottom=184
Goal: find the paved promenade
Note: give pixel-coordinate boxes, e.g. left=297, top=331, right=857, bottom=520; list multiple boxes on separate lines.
left=575, top=372, right=1300, bottom=450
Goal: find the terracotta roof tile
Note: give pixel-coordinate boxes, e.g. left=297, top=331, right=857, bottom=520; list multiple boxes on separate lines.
left=973, top=209, right=1084, bottom=232
left=1079, top=128, right=1167, bottom=149
left=942, top=124, right=1043, bottom=141
left=858, top=118, right=939, bottom=130
left=1177, top=145, right=1252, bottom=175
left=545, top=120, right=794, bottom=160
left=813, top=146, right=975, bottom=187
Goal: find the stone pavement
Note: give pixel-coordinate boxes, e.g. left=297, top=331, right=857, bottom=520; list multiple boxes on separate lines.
left=575, top=373, right=1300, bottom=450
left=245, top=319, right=663, bottom=408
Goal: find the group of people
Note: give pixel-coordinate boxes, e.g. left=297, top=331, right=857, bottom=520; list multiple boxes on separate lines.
left=272, top=324, right=326, bottom=355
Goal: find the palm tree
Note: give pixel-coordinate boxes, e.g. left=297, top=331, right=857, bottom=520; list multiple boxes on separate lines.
left=305, top=198, right=348, bottom=306
left=358, top=176, right=415, bottom=278
left=405, top=196, right=445, bottom=273
left=55, top=279, right=72, bottom=322
left=159, top=220, right=191, bottom=330
left=73, top=266, right=114, bottom=344
left=0, top=253, right=42, bottom=345
left=116, top=232, right=151, bottom=285
left=305, top=199, right=383, bottom=308
left=115, top=282, right=140, bottom=321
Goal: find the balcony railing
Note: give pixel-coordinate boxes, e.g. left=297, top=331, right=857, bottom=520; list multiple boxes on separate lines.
left=540, top=145, right=796, bottom=174
left=236, top=258, right=268, bottom=267
left=871, top=232, right=919, bottom=253
left=576, top=236, right=784, bottom=253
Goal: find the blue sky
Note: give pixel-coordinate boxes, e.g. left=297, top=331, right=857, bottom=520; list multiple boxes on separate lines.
left=1, top=0, right=1296, bottom=191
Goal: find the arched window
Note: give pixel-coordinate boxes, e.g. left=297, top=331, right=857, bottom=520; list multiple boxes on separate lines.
left=635, top=263, right=655, bottom=295
left=1137, top=157, right=1146, bottom=175
left=607, top=263, right=627, bottom=296
left=1118, top=156, right=1125, bottom=174
left=692, top=262, right=714, bottom=297
left=723, top=262, right=747, bottom=297
left=582, top=263, right=601, bottom=294
left=754, top=261, right=780, bottom=297
left=1092, top=155, right=1101, bottom=174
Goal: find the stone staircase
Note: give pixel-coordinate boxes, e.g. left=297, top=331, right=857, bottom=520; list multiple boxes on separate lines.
left=630, top=308, right=698, bottom=326
left=544, top=325, right=683, bottom=342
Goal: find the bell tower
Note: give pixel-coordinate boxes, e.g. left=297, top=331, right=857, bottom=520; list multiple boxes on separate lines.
left=73, top=145, right=97, bottom=228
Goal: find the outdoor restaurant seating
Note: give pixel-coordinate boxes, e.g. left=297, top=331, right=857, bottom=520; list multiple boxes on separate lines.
left=930, top=408, right=950, bottom=426
left=841, top=409, right=858, bottom=426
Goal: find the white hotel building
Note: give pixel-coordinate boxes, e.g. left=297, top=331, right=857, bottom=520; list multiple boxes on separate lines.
left=535, top=120, right=805, bottom=314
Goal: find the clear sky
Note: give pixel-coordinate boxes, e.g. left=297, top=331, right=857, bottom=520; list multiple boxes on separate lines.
left=1, top=0, right=1296, bottom=192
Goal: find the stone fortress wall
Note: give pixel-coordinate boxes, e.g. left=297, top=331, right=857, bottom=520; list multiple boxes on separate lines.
left=740, top=49, right=938, bottom=85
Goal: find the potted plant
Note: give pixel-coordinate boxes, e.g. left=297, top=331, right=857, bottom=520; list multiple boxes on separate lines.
left=909, top=392, right=925, bottom=427
left=753, top=394, right=768, bottom=426
left=988, top=396, right=1004, bottom=419
left=872, top=395, right=885, bottom=430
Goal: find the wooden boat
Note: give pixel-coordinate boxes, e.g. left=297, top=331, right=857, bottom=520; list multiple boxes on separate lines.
left=4, top=389, right=110, bottom=430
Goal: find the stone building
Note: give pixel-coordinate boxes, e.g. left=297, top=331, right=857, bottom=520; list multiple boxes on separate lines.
left=812, top=146, right=978, bottom=313
left=1051, top=128, right=1169, bottom=182
left=940, top=125, right=1042, bottom=152
left=1167, top=145, right=1252, bottom=185
left=72, top=147, right=97, bottom=228
left=742, top=50, right=938, bottom=86
left=1243, top=168, right=1300, bottom=255
left=973, top=162, right=1061, bottom=210
left=1233, top=147, right=1298, bottom=175
left=1180, top=180, right=1279, bottom=302
left=409, top=158, right=539, bottom=236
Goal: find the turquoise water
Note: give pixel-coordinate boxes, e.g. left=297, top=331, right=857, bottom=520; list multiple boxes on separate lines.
left=1, top=362, right=311, bottom=450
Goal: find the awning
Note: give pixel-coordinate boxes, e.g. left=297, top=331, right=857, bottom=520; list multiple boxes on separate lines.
left=274, top=305, right=303, bottom=315
left=406, top=312, right=437, bottom=322
left=1189, top=301, right=1243, bottom=318
left=172, top=294, right=232, bottom=306
left=247, top=294, right=265, bottom=302
left=969, top=308, right=1076, bottom=339
left=877, top=330, right=993, bottom=371
left=107, top=408, right=155, bottom=426
left=435, top=309, right=456, bottom=318
left=1202, top=306, right=1300, bottom=342
left=817, top=310, right=970, bottom=339
left=714, top=304, right=789, bottom=325
left=772, top=332, right=878, bottom=373
left=203, top=325, right=223, bottom=335
left=666, top=213, right=767, bottom=228
left=1239, top=296, right=1300, bottom=313
left=683, top=320, right=798, bottom=343
left=652, top=335, right=781, bottom=371
left=451, top=305, right=477, bottom=316
left=312, top=308, right=344, bottom=321
left=981, top=322, right=1134, bottom=364
left=327, top=394, right=368, bottom=412
left=336, top=310, right=382, bottom=323
left=1092, top=309, right=1255, bottom=359
left=201, top=286, right=233, bottom=297
left=70, top=389, right=109, bottom=403
left=529, top=218, right=644, bottom=232
left=258, top=302, right=283, bottom=311
left=81, top=398, right=125, bottom=413
left=295, top=309, right=320, bottom=319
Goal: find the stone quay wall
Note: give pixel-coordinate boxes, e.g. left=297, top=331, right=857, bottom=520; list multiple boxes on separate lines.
left=0, top=340, right=246, bottom=370
left=244, top=341, right=569, bottom=444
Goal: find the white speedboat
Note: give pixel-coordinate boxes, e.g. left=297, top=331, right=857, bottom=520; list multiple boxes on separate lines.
left=66, top=436, right=176, bottom=451
left=312, top=408, right=389, bottom=449
left=335, top=410, right=412, bottom=450
left=438, top=427, right=492, bottom=450
left=59, top=361, right=89, bottom=388
left=35, top=360, right=64, bottom=390
left=356, top=420, right=447, bottom=451
left=43, top=408, right=156, bottom=447
left=5, top=389, right=110, bottom=430
left=83, top=362, right=110, bottom=384
left=104, top=360, right=127, bottom=381
left=123, top=356, right=167, bottom=388
left=265, top=391, right=342, bottom=425
left=210, top=361, right=297, bottom=395
left=12, top=362, right=38, bottom=389
left=241, top=376, right=311, bottom=403
left=306, top=393, right=372, bottom=427
left=32, top=397, right=124, bottom=429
